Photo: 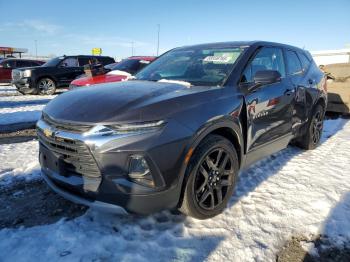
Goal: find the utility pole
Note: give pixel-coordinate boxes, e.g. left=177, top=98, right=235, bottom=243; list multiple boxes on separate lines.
left=157, top=24, right=160, bottom=56
left=34, top=40, right=38, bottom=58
left=131, top=41, right=134, bottom=56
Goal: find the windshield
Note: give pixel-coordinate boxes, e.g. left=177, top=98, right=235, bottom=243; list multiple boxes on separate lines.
left=42, top=57, right=64, bottom=67
left=136, top=47, right=244, bottom=86
left=110, top=59, right=147, bottom=74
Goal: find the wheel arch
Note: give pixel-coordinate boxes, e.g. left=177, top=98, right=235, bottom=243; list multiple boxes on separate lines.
left=176, top=117, right=244, bottom=207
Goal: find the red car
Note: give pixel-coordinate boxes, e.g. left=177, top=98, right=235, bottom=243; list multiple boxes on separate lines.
left=0, top=58, right=44, bottom=83
left=69, top=56, right=156, bottom=88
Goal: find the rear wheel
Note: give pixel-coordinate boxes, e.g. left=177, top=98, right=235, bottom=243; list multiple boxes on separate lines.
left=37, top=78, right=56, bottom=95
left=179, top=135, right=239, bottom=219
left=297, top=104, right=324, bottom=150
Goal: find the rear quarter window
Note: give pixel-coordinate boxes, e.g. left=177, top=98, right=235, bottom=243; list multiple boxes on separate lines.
left=297, top=52, right=311, bottom=72
left=285, top=50, right=303, bottom=75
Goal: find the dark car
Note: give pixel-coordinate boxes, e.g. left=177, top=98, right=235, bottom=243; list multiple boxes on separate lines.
left=0, top=58, right=44, bottom=83
left=37, top=41, right=327, bottom=219
left=12, top=55, right=115, bottom=95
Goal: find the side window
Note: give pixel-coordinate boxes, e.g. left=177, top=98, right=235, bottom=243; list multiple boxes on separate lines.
left=32, top=61, right=43, bottom=66
left=297, top=52, right=311, bottom=72
left=2, top=60, right=15, bottom=68
left=97, top=57, right=114, bottom=65
left=78, top=57, right=92, bottom=66
left=285, top=50, right=303, bottom=75
left=17, top=60, right=32, bottom=68
left=60, top=57, right=79, bottom=67
left=241, top=47, right=286, bottom=83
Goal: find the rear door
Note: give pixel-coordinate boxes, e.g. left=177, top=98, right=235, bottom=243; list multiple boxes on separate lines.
left=241, top=46, right=295, bottom=163
left=284, top=49, right=308, bottom=130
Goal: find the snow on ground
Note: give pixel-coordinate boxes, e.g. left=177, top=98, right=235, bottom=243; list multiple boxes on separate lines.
left=0, top=140, right=40, bottom=186
left=0, top=85, right=56, bottom=125
left=0, top=118, right=349, bottom=261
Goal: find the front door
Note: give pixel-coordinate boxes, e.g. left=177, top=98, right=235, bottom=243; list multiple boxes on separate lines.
left=56, top=57, right=83, bottom=85
left=241, top=47, right=295, bottom=165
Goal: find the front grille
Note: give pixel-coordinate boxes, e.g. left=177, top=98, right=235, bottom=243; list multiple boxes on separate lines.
left=42, top=113, right=92, bottom=133
left=37, top=128, right=100, bottom=178
left=12, top=70, right=22, bottom=81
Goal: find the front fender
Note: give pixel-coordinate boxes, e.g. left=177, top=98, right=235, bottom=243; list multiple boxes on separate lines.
left=175, top=114, right=244, bottom=197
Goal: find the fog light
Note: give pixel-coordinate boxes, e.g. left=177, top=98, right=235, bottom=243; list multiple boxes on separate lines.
left=128, top=155, right=155, bottom=187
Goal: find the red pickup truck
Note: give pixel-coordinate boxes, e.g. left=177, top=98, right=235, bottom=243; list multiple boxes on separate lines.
left=0, top=58, right=44, bottom=83
left=69, top=56, right=156, bottom=88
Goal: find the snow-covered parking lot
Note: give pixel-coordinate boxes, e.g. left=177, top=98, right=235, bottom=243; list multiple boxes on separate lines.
left=0, top=85, right=59, bottom=131
left=0, top=84, right=349, bottom=261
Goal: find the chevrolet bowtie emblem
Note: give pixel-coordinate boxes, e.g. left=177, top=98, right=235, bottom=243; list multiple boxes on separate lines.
left=43, top=128, right=53, bottom=137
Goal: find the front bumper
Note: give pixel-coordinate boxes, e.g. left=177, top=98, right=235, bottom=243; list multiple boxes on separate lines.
left=12, top=77, right=33, bottom=89
left=37, top=117, right=191, bottom=214
left=41, top=167, right=128, bottom=214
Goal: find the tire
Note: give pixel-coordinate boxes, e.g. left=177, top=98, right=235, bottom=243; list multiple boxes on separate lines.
left=16, top=84, right=38, bottom=95
left=179, top=134, right=239, bottom=219
left=296, top=104, right=325, bottom=150
left=37, top=78, right=56, bottom=95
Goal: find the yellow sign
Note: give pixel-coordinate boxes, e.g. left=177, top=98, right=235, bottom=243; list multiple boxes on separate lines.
left=92, top=48, right=102, bottom=55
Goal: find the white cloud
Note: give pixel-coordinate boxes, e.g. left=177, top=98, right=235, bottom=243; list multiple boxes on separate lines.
left=24, top=20, right=61, bottom=34
left=2, top=20, right=61, bottom=35
left=64, top=34, right=150, bottom=48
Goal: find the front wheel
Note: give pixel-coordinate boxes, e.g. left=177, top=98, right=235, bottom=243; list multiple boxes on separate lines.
left=179, top=135, right=239, bottom=219
left=37, top=78, right=56, bottom=95
left=297, top=104, right=324, bottom=150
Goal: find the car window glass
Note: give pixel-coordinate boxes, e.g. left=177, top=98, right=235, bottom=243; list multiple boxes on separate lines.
left=60, top=57, right=78, bottom=67
left=97, top=57, right=114, bottom=65
left=241, top=47, right=286, bottom=83
left=286, top=50, right=303, bottom=75
left=17, top=60, right=32, bottom=68
left=297, top=52, right=311, bottom=72
left=2, top=60, right=15, bottom=68
left=78, top=57, right=91, bottom=66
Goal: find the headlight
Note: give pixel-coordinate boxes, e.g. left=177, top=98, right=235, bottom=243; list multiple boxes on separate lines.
left=85, top=120, right=166, bottom=136
left=23, top=70, right=31, bottom=78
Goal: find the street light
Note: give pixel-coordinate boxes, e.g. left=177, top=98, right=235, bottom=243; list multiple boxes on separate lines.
left=131, top=41, right=134, bottom=56
left=34, top=40, right=38, bottom=58
left=157, top=24, right=160, bottom=56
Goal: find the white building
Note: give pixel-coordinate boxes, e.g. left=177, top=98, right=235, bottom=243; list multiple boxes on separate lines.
left=311, top=49, right=350, bottom=65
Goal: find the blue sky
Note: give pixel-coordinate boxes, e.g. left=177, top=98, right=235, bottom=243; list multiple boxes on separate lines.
left=0, top=0, right=349, bottom=58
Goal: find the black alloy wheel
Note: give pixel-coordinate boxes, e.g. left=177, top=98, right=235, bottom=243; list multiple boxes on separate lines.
left=311, top=110, right=323, bottom=145
left=179, top=134, right=238, bottom=219
left=194, top=148, right=234, bottom=210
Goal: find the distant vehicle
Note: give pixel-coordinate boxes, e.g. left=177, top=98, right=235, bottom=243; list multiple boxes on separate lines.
left=69, top=56, right=156, bottom=89
left=11, top=55, right=115, bottom=95
left=0, top=58, right=44, bottom=83
left=37, top=41, right=327, bottom=219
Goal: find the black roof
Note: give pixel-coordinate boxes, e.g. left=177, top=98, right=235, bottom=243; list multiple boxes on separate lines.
left=176, top=41, right=307, bottom=52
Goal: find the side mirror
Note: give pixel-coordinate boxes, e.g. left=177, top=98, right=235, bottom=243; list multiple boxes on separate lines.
left=254, top=70, right=281, bottom=85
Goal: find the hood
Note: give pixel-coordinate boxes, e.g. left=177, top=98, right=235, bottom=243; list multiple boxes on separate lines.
left=44, top=80, right=220, bottom=124
left=71, top=74, right=127, bottom=86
